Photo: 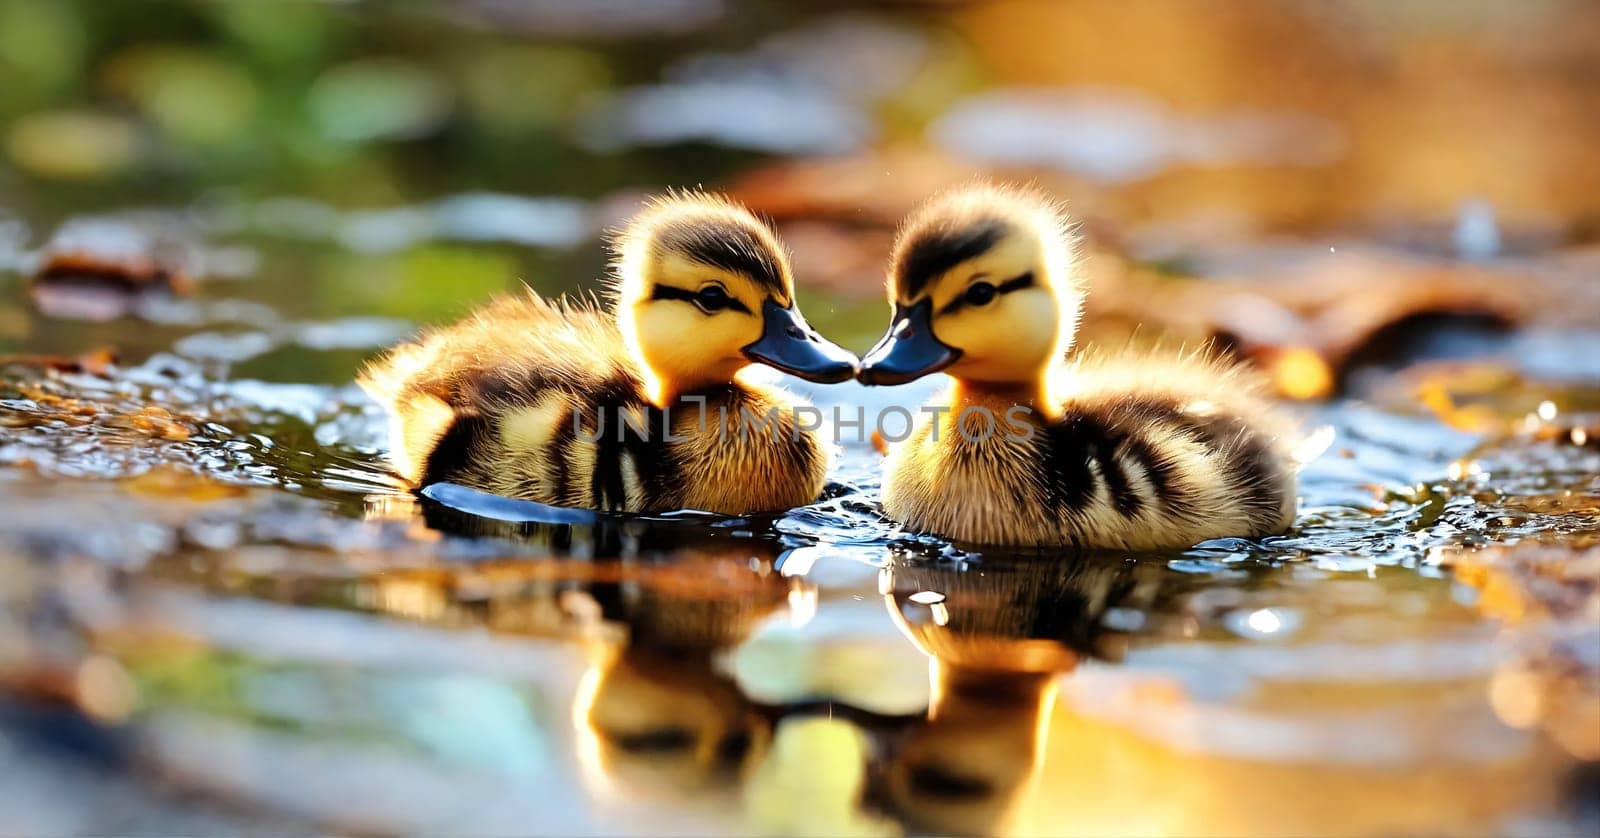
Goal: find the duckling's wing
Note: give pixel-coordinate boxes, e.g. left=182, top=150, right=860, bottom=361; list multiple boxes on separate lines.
left=357, top=292, right=641, bottom=483
left=1056, top=345, right=1284, bottom=429
left=1054, top=345, right=1299, bottom=535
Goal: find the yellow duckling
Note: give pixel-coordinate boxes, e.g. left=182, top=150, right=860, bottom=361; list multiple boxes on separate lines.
left=359, top=192, right=857, bottom=514
left=857, top=184, right=1297, bottom=549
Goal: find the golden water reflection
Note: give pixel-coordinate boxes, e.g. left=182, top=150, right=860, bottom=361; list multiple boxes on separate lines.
left=571, top=549, right=790, bottom=804
left=129, top=533, right=1588, bottom=836
left=875, top=553, right=1573, bottom=837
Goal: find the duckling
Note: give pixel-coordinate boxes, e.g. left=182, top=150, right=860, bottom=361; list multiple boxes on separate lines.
left=856, top=184, right=1296, bottom=549
left=358, top=192, right=857, bottom=515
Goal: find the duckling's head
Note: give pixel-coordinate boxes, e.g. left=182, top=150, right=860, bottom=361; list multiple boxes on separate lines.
left=612, top=192, right=857, bottom=404
left=858, top=184, right=1081, bottom=390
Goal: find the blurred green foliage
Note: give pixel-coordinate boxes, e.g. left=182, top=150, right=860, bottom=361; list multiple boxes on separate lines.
left=0, top=0, right=854, bottom=367
left=0, top=0, right=760, bottom=207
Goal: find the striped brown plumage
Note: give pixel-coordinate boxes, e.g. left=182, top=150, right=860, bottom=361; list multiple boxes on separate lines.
left=881, top=348, right=1297, bottom=549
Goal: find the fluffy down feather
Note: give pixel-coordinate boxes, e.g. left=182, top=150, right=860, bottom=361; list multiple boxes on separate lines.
left=881, top=345, right=1298, bottom=550
left=358, top=290, right=829, bottom=514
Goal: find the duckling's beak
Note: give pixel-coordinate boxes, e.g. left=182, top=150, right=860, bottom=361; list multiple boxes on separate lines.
left=742, top=298, right=858, bottom=384
left=857, top=299, right=960, bottom=386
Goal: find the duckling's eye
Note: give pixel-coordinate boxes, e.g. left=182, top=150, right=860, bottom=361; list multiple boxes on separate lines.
left=695, top=284, right=732, bottom=312
left=963, top=281, right=998, bottom=307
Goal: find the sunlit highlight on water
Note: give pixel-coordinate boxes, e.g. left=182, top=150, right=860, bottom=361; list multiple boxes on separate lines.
left=1246, top=608, right=1282, bottom=635
left=571, top=662, right=616, bottom=801
left=787, top=585, right=818, bottom=628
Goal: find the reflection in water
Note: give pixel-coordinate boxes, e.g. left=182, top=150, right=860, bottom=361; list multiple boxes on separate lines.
left=8, top=464, right=1591, bottom=835
left=570, top=546, right=791, bottom=803
left=413, top=480, right=796, bottom=562
left=549, top=545, right=1174, bottom=835
left=879, top=553, right=1155, bottom=836
left=885, top=666, right=1054, bottom=838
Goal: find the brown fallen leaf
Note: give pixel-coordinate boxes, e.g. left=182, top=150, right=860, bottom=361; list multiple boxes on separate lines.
left=30, top=250, right=193, bottom=321
left=1376, top=361, right=1600, bottom=434
left=1091, top=248, right=1532, bottom=399
left=0, top=348, right=118, bottom=376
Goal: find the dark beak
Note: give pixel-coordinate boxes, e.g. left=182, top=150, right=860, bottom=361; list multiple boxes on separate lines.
left=857, top=299, right=961, bottom=386
left=742, top=298, right=858, bottom=384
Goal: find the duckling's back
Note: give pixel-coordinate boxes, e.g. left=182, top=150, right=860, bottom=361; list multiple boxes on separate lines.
left=882, top=349, right=1298, bottom=550
left=1052, top=349, right=1298, bottom=547
left=358, top=292, right=642, bottom=489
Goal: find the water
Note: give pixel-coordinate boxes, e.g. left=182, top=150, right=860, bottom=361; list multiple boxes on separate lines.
left=2, top=2, right=1599, bottom=835
left=2, top=314, right=1596, bottom=834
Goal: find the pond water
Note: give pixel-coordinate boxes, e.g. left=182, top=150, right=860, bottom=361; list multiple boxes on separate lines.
left=2, top=2, right=1599, bottom=835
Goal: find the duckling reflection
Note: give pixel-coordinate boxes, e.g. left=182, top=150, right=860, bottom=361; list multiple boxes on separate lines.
left=572, top=545, right=798, bottom=801
left=878, top=553, right=1161, bottom=837
left=401, top=478, right=796, bottom=561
